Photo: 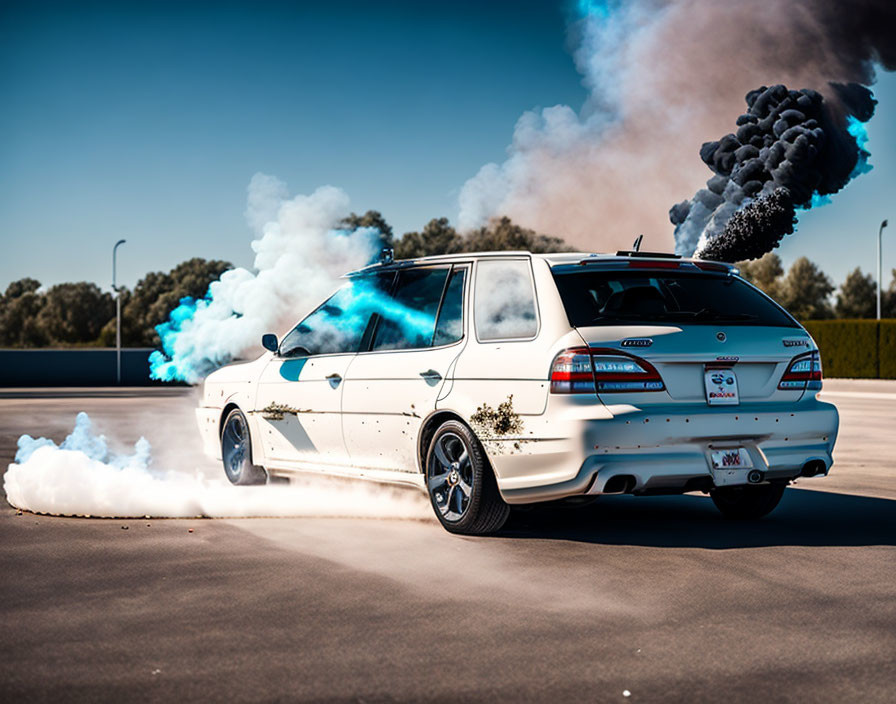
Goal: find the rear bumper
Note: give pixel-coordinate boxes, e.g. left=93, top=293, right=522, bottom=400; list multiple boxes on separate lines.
left=493, top=398, right=839, bottom=504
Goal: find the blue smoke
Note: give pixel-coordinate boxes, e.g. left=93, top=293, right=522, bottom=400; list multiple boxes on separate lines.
left=797, top=116, right=872, bottom=213
left=149, top=295, right=214, bottom=382
left=577, top=0, right=618, bottom=18
left=846, top=115, right=873, bottom=178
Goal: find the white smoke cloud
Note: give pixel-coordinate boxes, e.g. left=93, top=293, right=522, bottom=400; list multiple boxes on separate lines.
left=4, top=412, right=430, bottom=520
left=151, top=175, right=379, bottom=382
left=457, top=0, right=891, bottom=252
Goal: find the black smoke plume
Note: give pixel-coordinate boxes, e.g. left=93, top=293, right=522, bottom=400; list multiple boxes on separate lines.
left=698, top=188, right=795, bottom=263
left=670, top=83, right=876, bottom=261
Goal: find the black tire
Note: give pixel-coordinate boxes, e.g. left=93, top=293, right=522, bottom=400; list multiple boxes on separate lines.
left=221, top=408, right=267, bottom=486
left=425, top=420, right=510, bottom=535
left=710, top=483, right=786, bottom=519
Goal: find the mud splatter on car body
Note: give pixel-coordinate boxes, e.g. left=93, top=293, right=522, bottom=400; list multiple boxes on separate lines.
left=470, top=395, right=524, bottom=442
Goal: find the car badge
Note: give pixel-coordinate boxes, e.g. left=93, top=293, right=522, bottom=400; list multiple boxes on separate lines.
left=621, top=338, right=653, bottom=348
left=782, top=338, right=809, bottom=347
left=716, top=332, right=727, bottom=342
left=716, top=355, right=739, bottom=363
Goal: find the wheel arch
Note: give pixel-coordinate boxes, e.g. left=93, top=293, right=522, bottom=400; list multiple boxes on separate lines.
left=417, top=409, right=494, bottom=475
left=219, top=402, right=241, bottom=439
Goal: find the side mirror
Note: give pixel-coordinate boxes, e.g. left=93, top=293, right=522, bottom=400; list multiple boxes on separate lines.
left=261, top=333, right=278, bottom=353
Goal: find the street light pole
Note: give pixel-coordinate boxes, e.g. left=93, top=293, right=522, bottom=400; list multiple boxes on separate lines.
left=878, top=220, right=888, bottom=320
left=112, top=239, right=126, bottom=384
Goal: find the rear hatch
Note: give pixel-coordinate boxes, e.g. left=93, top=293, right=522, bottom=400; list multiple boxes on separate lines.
left=550, top=259, right=817, bottom=407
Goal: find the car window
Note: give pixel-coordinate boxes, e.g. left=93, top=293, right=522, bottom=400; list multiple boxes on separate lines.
left=474, top=260, right=538, bottom=341
left=433, top=267, right=466, bottom=346
left=551, top=269, right=799, bottom=327
left=369, top=267, right=450, bottom=351
left=278, top=272, right=394, bottom=357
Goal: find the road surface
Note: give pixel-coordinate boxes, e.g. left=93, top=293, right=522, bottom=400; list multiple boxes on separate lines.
left=0, top=380, right=893, bottom=702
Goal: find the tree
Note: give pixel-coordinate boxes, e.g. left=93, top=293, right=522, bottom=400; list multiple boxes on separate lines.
left=4, top=278, right=41, bottom=299
left=736, top=252, right=784, bottom=301
left=100, top=257, right=231, bottom=346
left=341, top=210, right=394, bottom=249
left=835, top=268, right=876, bottom=318
left=0, top=278, right=47, bottom=346
left=394, top=215, right=574, bottom=259
left=463, top=216, right=574, bottom=254
left=779, top=257, right=834, bottom=319
left=36, top=282, right=115, bottom=345
left=395, top=217, right=463, bottom=259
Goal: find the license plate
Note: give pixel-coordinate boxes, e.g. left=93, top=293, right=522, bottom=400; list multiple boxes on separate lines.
left=709, top=447, right=753, bottom=486
left=704, top=368, right=739, bottom=405
left=710, top=447, right=752, bottom=469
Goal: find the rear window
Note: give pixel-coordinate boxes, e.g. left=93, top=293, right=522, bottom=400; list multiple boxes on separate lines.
left=552, top=269, right=799, bottom=328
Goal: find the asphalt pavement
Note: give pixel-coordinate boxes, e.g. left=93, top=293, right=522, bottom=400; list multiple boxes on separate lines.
left=1, top=382, right=894, bottom=702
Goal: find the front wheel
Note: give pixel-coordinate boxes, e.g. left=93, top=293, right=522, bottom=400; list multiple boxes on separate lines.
left=425, top=420, right=509, bottom=535
left=221, top=408, right=267, bottom=485
left=710, top=483, right=786, bottom=519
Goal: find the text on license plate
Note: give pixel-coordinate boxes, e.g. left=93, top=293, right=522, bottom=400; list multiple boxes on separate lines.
left=710, top=448, right=752, bottom=469
left=704, top=368, right=739, bottom=405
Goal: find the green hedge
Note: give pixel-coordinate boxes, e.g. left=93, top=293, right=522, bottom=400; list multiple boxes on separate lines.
left=802, top=320, right=896, bottom=379
left=881, top=321, right=896, bottom=379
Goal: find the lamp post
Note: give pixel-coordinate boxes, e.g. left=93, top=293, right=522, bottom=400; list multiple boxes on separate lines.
left=112, top=239, right=126, bottom=384
left=878, top=220, right=888, bottom=320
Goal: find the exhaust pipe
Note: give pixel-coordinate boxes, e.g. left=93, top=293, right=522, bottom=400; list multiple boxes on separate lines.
left=602, top=475, right=636, bottom=494
left=800, top=460, right=827, bottom=478
left=747, top=469, right=764, bottom=484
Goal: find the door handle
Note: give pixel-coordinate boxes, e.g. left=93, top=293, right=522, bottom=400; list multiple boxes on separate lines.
left=326, top=373, right=342, bottom=389
left=419, top=369, right=442, bottom=385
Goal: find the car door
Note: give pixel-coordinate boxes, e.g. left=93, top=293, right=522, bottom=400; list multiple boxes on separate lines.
left=342, top=264, right=469, bottom=472
left=254, top=272, right=394, bottom=467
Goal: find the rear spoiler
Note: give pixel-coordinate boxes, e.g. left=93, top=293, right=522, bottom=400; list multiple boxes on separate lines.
left=567, top=257, right=739, bottom=274
left=614, top=250, right=680, bottom=258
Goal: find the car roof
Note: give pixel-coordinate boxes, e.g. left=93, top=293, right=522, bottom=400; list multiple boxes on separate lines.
left=346, top=250, right=737, bottom=276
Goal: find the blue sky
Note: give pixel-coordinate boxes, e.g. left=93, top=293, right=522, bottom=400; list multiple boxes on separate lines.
left=1, top=0, right=894, bottom=292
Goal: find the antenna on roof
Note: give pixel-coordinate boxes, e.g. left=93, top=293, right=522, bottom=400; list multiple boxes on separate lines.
left=632, top=234, right=643, bottom=252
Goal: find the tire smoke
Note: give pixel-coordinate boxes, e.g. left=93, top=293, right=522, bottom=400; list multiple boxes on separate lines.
left=4, top=412, right=430, bottom=520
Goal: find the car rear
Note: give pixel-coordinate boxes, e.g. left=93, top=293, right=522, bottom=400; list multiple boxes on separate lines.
left=497, top=254, right=838, bottom=504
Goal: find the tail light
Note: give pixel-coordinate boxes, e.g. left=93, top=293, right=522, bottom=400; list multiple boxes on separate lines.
left=549, top=348, right=596, bottom=394
left=778, top=351, right=822, bottom=391
left=550, top=347, right=665, bottom=394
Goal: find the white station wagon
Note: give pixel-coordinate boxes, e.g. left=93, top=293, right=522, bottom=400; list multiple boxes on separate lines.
left=196, top=250, right=839, bottom=534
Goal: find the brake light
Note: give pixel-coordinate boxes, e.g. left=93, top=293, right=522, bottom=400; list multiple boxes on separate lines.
left=550, top=347, right=665, bottom=394
left=627, top=260, right=681, bottom=269
left=549, top=347, right=595, bottom=394
left=778, top=351, right=822, bottom=391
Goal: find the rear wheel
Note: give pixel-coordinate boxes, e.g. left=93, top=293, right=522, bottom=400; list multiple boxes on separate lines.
left=425, top=420, right=509, bottom=535
left=710, top=483, right=786, bottom=519
left=221, top=408, right=267, bottom=485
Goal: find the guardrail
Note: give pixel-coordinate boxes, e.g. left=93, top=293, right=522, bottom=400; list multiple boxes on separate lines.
left=0, top=348, right=176, bottom=386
